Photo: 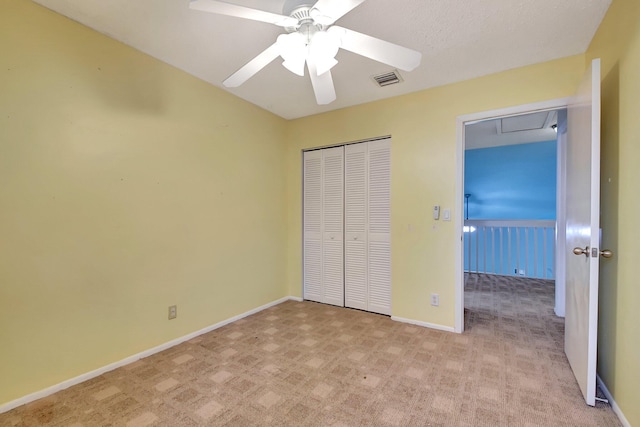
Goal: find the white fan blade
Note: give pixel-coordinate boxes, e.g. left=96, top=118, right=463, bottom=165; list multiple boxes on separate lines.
left=331, top=26, right=422, bottom=71
left=223, top=42, right=281, bottom=87
left=190, top=0, right=298, bottom=27
left=310, top=0, right=366, bottom=25
left=307, top=58, right=336, bottom=105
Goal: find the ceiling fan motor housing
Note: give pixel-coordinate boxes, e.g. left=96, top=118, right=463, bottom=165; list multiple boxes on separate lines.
left=283, top=0, right=327, bottom=34
left=283, top=0, right=315, bottom=17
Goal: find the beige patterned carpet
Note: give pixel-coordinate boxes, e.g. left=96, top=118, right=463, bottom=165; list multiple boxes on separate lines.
left=1, top=274, right=621, bottom=426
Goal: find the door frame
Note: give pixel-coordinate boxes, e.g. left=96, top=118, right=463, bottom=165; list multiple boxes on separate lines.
left=454, top=98, right=570, bottom=333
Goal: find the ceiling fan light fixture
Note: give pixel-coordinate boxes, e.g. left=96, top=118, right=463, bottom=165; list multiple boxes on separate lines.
left=277, top=32, right=305, bottom=52
left=283, top=57, right=306, bottom=76
left=310, top=30, right=341, bottom=55
left=309, top=30, right=340, bottom=75
left=314, top=56, right=338, bottom=76
left=309, top=8, right=333, bottom=26
left=277, top=32, right=308, bottom=75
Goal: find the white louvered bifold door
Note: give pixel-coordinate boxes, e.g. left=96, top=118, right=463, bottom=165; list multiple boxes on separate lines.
left=344, top=143, right=368, bottom=311
left=367, top=139, right=391, bottom=315
left=304, top=140, right=389, bottom=313
left=321, top=147, right=345, bottom=306
left=344, top=139, right=391, bottom=315
left=303, top=150, right=323, bottom=303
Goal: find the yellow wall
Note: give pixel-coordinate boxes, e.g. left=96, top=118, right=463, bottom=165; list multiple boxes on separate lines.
left=0, top=1, right=288, bottom=405
left=4, top=0, right=636, bottom=423
left=285, top=55, right=586, bottom=327
left=587, top=0, right=640, bottom=424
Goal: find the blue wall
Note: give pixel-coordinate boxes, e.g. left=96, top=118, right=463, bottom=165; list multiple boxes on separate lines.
left=464, top=140, right=557, bottom=220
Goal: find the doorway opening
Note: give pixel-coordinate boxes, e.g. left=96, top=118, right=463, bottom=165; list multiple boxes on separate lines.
left=454, top=99, right=570, bottom=334
left=455, top=59, right=603, bottom=408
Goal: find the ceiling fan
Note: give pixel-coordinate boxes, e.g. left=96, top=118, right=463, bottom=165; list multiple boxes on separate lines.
left=189, top=0, right=422, bottom=105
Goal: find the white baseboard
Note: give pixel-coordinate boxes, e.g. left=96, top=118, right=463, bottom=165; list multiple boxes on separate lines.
left=597, top=374, right=631, bottom=427
left=391, top=316, right=456, bottom=333
left=0, top=296, right=299, bottom=415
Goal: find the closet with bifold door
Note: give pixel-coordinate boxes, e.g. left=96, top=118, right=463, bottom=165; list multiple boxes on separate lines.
left=303, top=137, right=391, bottom=315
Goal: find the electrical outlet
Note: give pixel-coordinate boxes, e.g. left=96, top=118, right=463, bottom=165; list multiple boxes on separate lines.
left=430, top=293, right=439, bottom=306
left=168, top=305, right=177, bottom=320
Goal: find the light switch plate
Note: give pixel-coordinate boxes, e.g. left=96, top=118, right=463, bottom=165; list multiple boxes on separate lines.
left=443, top=209, right=451, bottom=221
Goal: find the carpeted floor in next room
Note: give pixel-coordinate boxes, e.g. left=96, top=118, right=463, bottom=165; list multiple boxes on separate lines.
left=1, top=274, right=621, bottom=426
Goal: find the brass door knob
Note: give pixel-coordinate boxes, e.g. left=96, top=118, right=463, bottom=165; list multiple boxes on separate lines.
left=573, top=247, right=589, bottom=256
left=600, top=249, right=613, bottom=258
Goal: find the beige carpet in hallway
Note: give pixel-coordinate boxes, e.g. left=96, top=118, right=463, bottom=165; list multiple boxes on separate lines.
left=1, top=274, right=621, bottom=426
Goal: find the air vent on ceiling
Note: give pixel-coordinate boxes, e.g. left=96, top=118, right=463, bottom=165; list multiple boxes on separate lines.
left=372, top=70, right=403, bottom=87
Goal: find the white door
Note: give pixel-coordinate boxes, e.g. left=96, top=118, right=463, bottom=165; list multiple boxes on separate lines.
left=344, top=139, right=391, bottom=315
left=345, top=143, right=368, bottom=311
left=564, top=58, right=602, bottom=406
left=367, top=139, right=392, bottom=315
left=322, top=146, right=345, bottom=306
left=303, top=147, right=345, bottom=306
left=303, top=150, right=323, bottom=303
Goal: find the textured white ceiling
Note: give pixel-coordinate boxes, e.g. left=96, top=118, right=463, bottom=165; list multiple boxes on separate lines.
left=466, top=110, right=561, bottom=150
left=32, top=0, right=611, bottom=119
